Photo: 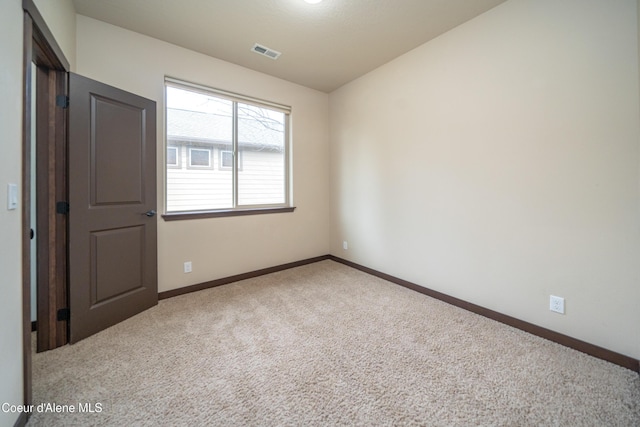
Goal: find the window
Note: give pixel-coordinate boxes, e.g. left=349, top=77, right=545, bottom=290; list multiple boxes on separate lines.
left=219, top=150, right=242, bottom=171
left=165, top=78, right=291, bottom=216
left=220, top=150, right=233, bottom=169
left=167, top=146, right=180, bottom=168
left=188, top=148, right=212, bottom=168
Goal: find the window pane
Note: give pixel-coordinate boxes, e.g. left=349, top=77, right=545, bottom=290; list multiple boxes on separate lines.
left=220, top=150, right=233, bottom=169
left=189, top=148, right=210, bottom=167
left=166, top=86, right=233, bottom=211
left=237, top=103, right=286, bottom=206
left=167, top=147, right=178, bottom=166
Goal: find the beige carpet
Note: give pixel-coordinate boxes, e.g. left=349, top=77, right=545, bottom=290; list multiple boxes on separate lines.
left=28, top=260, right=640, bottom=426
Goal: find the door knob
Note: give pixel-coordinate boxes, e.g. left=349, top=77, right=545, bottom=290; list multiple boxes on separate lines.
left=144, top=210, right=156, bottom=217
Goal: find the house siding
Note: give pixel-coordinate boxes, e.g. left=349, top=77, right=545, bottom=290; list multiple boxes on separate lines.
left=167, top=145, right=285, bottom=211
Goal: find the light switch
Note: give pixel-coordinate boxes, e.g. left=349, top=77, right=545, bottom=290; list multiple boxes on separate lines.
left=7, top=183, right=18, bottom=210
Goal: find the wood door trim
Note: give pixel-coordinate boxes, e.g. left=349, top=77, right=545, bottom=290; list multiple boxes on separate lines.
left=34, top=65, right=50, bottom=352
left=53, top=70, right=68, bottom=347
left=21, top=10, right=34, bottom=412
left=22, top=0, right=70, bottom=411
left=22, top=0, right=70, bottom=71
left=12, top=412, right=28, bottom=427
left=34, top=67, right=68, bottom=352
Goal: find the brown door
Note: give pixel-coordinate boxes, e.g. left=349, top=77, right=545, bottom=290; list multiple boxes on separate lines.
left=68, top=73, right=157, bottom=343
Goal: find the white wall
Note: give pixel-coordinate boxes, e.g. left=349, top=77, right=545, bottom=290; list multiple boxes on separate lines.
left=330, top=0, right=640, bottom=359
left=76, top=16, right=331, bottom=292
left=0, top=0, right=26, bottom=424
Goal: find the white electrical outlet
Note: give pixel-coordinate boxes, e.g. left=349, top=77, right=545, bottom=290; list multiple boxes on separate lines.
left=550, top=295, right=565, bottom=314
left=184, top=261, right=192, bottom=273
left=343, top=241, right=348, bottom=250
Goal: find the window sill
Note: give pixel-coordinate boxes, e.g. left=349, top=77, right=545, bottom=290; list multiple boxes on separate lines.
left=162, top=206, right=296, bottom=221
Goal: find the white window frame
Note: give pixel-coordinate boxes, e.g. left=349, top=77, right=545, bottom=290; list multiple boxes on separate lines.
left=164, top=77, right=292, bottom=217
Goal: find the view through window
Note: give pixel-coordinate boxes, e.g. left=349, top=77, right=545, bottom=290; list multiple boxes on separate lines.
left=165, top=80, right=289, bottom=213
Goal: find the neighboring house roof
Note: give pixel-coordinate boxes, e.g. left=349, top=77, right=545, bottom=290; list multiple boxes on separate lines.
left=167, top=108, right=284, bottom=151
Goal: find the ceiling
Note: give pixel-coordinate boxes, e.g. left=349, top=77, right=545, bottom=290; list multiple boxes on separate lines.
left=72, top=0, right=508, bottom=93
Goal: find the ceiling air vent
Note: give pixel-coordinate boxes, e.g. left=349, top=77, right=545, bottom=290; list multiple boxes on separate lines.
left=251, top=43, right=281, bottom=60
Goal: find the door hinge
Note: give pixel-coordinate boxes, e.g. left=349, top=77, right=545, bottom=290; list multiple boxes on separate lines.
left=56, top=95, right=69, bottom=108
left=57, top=308, right=70, bottom=321
left=56, top=201, right=69, bottom=214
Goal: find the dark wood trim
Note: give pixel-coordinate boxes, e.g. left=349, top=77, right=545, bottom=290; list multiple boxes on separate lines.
left=22, top=0, right=70, bottom=412
left=22, top=11, right=34, bottom=410
left=12, top=411, right=28, bottom=427
left=159, top=253, right=639, bottom=372
left=157, top=253, right=640, bottom=372
left=22, top=0, right=70, bottom=71
left=35, top=64, right=50, bottom=352
left=162, top=206, right=296, bottom=221
left=54, top=70, right=68, bottom=346
left=158, top=255, right=330, bottom=300
left=328, top=255, right=640, bottom=373
left=34, top=66, right=68, bottom=352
